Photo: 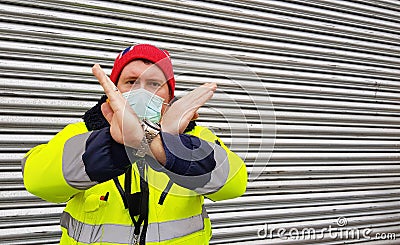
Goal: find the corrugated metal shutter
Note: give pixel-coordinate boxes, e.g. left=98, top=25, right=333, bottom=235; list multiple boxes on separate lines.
left=1, top=0, right=399, bottom=244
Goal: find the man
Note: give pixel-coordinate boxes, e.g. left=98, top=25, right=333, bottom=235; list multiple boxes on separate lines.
left=22, top=44, right=247, bottom=244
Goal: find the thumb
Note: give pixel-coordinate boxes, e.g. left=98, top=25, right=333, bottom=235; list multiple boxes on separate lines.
left=101, top=102, right=113, bottom=124
left=191, top=112, right=199, bottom=121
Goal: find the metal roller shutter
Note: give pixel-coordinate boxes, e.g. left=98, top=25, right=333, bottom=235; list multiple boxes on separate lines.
left=0, top=0, right=399, bottom=244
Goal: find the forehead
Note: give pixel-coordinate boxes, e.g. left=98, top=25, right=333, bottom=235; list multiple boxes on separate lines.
left=120, top=60, right=166, bottom=80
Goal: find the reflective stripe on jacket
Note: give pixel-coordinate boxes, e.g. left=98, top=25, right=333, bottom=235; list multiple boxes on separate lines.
left=22, top=121, right=247, bottom=244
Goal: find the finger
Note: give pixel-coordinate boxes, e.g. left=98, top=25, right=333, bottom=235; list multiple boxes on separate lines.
left=201, top=82, right=217, bottom=91
left=192, top=83, right=217, bottom=98
left=92, top=64, right=125, bottom=111
left=92, top=64, right=117, bottom=95
left=173, top=86, right=215, bottom=116
left=189, top=88, right=215, bottom=107
left=101, top=102, right=113, bottom=124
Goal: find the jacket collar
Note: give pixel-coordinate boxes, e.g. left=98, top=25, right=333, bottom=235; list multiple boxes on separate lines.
left=82, top=95, right=109, bottom=131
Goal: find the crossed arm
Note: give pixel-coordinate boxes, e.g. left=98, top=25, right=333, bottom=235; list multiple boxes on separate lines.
left=22, top=64, right=247, bottom=203
left=91, top=64, right=217, bottom=164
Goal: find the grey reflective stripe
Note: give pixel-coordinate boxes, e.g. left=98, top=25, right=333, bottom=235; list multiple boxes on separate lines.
left=146, top=212, right=204, bottom=242
left=62, top=132, right=98, bottom=189
left=194, top=142, right=230, bottom=194
left=60, top=210, right=205, bottom=243
left=61, top=212, right=136, bottom=244
left=202, top=204, right=209, bottom=218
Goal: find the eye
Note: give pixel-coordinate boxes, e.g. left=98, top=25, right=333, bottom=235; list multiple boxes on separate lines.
left=150, top=81, right=161, bottom=87
left=128, top=80, right=139, bottom=85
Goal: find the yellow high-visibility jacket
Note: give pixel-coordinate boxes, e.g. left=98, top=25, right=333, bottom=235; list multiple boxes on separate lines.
left=22, top=121, right=247, bottom=244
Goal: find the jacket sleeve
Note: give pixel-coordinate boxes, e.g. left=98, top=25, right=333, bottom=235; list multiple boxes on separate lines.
left=22, top=122, right=90, bottom=203
left=21, top=122, right=132, bottom=203
left=160, top=125, right=247, bottom=201
left=194, top=126, right=247, bottom=201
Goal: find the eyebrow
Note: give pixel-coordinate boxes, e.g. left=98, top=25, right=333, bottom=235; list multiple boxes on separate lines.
left=147, top=79, right=165, bottom=83
left=123, top=75, right=138, bottom=80
left=123, top=74, right=166, bottom=83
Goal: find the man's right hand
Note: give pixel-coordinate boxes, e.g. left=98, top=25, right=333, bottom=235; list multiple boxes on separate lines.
left=92, top=64, right=145, bottom=148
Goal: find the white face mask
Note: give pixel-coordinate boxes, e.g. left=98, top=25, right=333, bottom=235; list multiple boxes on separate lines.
left=122, top=88, right=165, bottom=123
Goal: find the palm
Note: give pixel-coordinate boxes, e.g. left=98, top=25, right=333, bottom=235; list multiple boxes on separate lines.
left=161, top=83, right=217, bottom=134
left=93, top=64, right=144, bottom=148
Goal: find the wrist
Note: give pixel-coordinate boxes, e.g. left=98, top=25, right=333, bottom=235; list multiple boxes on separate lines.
left=135, top=119, right=161, bottom=157
left=160, top=123, right=179, bottom=135
left=149, top=134, right=166, bottom=165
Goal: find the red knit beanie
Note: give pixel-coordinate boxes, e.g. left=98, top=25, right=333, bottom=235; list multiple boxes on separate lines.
left=110, top=44, right=175, bottom=98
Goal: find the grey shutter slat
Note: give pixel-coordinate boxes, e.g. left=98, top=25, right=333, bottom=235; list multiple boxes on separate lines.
left=0, top=0, right=399, bottom=244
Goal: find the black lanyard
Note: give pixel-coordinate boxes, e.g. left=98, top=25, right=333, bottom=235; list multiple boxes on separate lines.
left=114, top=159, right=149, bottom=245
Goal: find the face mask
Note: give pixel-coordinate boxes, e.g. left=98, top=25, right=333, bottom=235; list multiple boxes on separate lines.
left=122, top=88, right=165, bottom=123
